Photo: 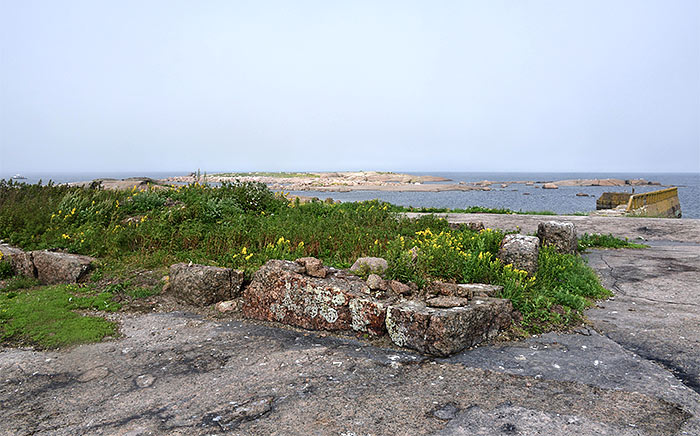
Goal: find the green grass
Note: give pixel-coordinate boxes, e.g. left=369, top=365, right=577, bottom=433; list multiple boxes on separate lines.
left=0, top=259, right=12, bottom=279
left=0, top=284, right=119, bottom=348
left=391, top=205, right=562, bottom=216
left=1, top=275, right=40, bottom=292
left=0, top=179, right=613, bottom=336
left=578, top=233, right=648, bottom=250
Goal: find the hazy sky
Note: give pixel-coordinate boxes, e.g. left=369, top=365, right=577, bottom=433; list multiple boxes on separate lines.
left=1, top=0, right=698, bottom=174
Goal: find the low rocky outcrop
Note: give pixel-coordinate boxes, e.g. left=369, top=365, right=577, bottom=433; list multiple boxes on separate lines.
left=32, top=251, right=95, bottom=284
left=169, top=263, right=244, bottom=306
left=1, top=244, right=95, bottom=284
left=350, top=257, right=388, bottom=275
left=542, top=183, right=559, bottom=189
left=497, top=235, right=540, bottom=275
left=385, top=297, right=513, bottom=356
left=537, top=221, right=577, bottom=254
left=242, top=259, right=389, bottom=335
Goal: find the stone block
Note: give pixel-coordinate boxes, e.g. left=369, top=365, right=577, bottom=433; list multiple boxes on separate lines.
left=386, top=297, right=513, bottom=356
left=242, top=260, right=387, bottom=335
left=537, top=221, right=577, bottom=254
left=169, top=263, right=244, bottom=306
left=498, top=235, right=540, bottom=275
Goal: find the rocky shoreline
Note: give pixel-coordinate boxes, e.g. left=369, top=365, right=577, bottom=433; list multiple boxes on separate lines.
left=161, top=171, right=662, bottom=193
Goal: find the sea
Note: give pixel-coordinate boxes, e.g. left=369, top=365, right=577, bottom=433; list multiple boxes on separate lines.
left=1, top=171, right=698, bottom=219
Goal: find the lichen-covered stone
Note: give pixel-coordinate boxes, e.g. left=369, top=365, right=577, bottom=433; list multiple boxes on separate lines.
left=243, top=260, right=386, bottom=335
left=169, top=263, right=243, bottom=306
left=498, top=235, right=540, bottom=275
left=537, top=221, right=578, bottom=254
left=386, top=298, right=513, bottom=356
left=32, top=251, right=95, bottom=284
left=350, top=257, right=388, bottom=275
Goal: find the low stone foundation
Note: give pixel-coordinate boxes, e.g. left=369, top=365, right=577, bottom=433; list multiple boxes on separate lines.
left=242, top=260, right=389, bottom=336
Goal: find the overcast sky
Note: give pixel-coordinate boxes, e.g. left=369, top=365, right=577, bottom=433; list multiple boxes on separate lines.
left=1, top=0, right=698, bottom=174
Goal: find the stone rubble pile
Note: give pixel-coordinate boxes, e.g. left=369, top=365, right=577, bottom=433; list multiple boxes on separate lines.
left=1, top=220, right=579, bottom=357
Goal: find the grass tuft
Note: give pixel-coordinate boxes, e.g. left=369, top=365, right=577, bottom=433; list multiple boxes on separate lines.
left=578, top=233, right=647, bottom=250
left=0, top=284, right=119, bottom=348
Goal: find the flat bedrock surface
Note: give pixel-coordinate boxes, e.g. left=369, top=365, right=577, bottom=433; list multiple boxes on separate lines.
left=1, top=214, right=699, bottom=435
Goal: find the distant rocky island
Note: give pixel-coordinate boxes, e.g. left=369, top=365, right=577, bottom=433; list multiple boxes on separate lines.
left=161, top=171, right=662, bottom=193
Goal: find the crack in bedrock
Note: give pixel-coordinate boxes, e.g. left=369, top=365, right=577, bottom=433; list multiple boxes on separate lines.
left=593, top=251, right=700, bottom=394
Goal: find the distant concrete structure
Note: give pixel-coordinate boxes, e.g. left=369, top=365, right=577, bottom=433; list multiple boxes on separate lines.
left=596, top=187, right=681, bottom=218
left=596, top=192, right=633, bottom=210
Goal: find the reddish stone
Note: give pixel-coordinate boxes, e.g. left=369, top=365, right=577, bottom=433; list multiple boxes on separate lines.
left=242, top=260, right=386, bottom=335
left=295, top=257, right=328, bottom=278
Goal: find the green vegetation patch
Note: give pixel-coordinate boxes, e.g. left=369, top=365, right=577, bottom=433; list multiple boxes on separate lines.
left=0, top=284, right=120, bottom=349
left=578, top=233, right=647, bottom=250
left=391, top=205, right=559, bottom=215
left=0, top=179, right=613, bottom=335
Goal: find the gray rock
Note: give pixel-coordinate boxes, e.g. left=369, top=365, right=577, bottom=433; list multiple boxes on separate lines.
left=497, top=234, right=540, bottom=275
left=386, top=297, right=513, bottom=356
left=435, top=403, right=644, bottom=436
left=32, top=251, right=95, bottom=284
left=0, top=244, right=35, bottom=278
left=169, top=263, right=243, bottom=306
left=295, top=257, right=328, bottom=278
left=537, top=221, right=578, bottom=254
left=366, top=273, right=385, bottom=290
left=542, top=183, right=559, bottom=189
left=457, top=283, right=503, bottom=298
left=426, top=296, right=470, bottom=308
left=350, top=257, right=388, bottom=275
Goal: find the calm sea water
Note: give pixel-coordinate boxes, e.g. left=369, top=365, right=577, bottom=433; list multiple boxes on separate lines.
left=289, top=172, right=700, bottom=219
left=1, top=171, right=698, bottom=218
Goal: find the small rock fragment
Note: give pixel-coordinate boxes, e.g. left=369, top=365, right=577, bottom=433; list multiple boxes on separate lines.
left=426, top=296, right=470, bottom=308
left=216, top=300, right=237, bottom=313
left=295, top=257, right=328, bottom=278
left=350, top=257, right=388, bottom=275
left=388, top=280, right=412, bottom=296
